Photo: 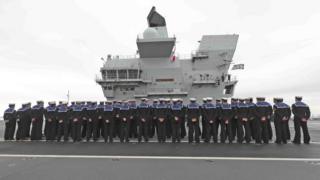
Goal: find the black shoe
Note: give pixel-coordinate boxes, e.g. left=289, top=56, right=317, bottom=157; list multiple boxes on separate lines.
left=275, top=141, right=281, bottom=144
left=292, top=140, right=301, bottom=144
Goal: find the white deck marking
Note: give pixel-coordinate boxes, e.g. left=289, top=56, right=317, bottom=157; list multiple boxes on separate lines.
left=0, top=154, right=319, bottom=161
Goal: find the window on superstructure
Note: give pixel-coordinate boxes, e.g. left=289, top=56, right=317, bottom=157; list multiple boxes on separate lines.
left=101, top=70, right=106, bottom=78
left=106, top=70, right=117, bottom=79
left=128, top=69, right=138, bottom=79
left=118, top=69, right=127, bottom=79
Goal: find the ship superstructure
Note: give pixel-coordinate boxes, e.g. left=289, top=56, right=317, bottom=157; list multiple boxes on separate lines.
left=96, top=7, right=239, bottom=101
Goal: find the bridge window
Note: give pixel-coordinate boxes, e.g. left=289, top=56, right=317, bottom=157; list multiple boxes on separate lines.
left=106, top=70, right=117, bottom=79
left=118, top=69, right=127, bottom=79
left=128, top=69, right=138, bottom=79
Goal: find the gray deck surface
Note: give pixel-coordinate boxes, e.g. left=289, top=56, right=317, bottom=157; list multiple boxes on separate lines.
left=0, top=121, right=319, bottom=180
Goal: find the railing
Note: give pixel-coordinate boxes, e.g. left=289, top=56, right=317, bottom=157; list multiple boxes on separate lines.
left=95, top=75, right=146, bottom=84
left=101, top=54, right=139, bottom=62
left=136, top=33, right=176, bottom=40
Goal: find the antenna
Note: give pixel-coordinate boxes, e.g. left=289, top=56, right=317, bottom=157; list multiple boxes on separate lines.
left=67, top=90, right=70, bottom=103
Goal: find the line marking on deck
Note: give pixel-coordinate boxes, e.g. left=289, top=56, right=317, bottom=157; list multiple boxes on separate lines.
left=0, top=154, right=320, bottom=161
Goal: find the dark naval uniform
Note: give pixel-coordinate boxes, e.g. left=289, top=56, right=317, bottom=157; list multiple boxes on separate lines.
left=137, top=99, right=150, bottom=142
left=81, top=102, right=88, bottom=138
left=202, top=99, right=219, bottom=143
left=220, top=100, right=234, bottom=143
left=237, top=100, right=250, bottom=143
left=96, top=102, right=105, bottom=139
left=3, top=104, right=16, bottom=140
left=292, top=97, right=311, bottom=144
left=170, top=100, right=183, bottom=143
left=113, top=101, right=122, bottom=138
left=156, top=100, right=168, bottom=143
left=186, top=99, right=201, bottom=143
left=200, top=99, right=208, bottom=140
left=91, top=102, right=100, bottom=141
left=71, top=103, right=83, bottom=142
left=129, top=101, right=138, bottom=138
left=165, top=100, right=172, bottom=139
left=179, top=100, right=187, bottom=139
left=149, top=100, right=158, bottom=138
left=273, top=99, right=291, bottom=144
left=30, top=102, right=44, bottom=140
left=56, top=103, right=69, bottom=142
left=215, top=100, right=222, bottom=138
left=44, top=103, right=57, bottom=141
left=246, top=98, right=256, bottom=140
left=119, top=102, right=131, bottom=143
left=67, top=102, right=76, bottom=140
left=85, top=102, right=98, bottom=142
left=254, top=98, right=272, bottom=144
left=25, top=103, right=32, bottom=138
left=103, top=102, right=115, bottom=143
left=16, top=104, right=28, bottom=140
left=230, top=99, right=240, bottom=142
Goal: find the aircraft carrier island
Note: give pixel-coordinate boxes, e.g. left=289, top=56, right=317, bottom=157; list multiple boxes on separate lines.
left=96, top=7, right=239, bottom=101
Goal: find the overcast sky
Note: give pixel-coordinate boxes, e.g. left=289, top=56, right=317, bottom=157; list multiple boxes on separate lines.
left=1, top=0, right=320, bottom=115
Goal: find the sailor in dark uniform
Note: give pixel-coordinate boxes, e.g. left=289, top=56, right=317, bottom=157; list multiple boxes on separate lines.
left=44, top=101, right=57, bottom=141
left=149, top=99, right=159, bottom=138
left=254, top=97, right=272, bottom=144
left=120, top=100, right=131, bottom=143
left=273, top=98, right=291, bottom=144
left=71, top=101, right=83, bottom=142
left=215, top=99, right=222, bottom=136
left=170, top=99, right=183, bottom=143
left=113, top=100, right=122, bottom=138
left=201, top=98, right=208, bottom=140
left=178, top=99, right=187, bottom=139
left=103, top=101, right=114, bottom=143
left=67, top=102, right=76, bottom=140
left=85, top=101, right=98, bottom=142
left=137, top=98, right=150, bottom=142
left=237, top=99, right=249, bottom=143
left=186, top=98, right=201, bottom=143
left=203, top=97, right=219, bottom=143
left=16, top=103, right=29, bottom=140
left=25, top=103, right=32, bottom=138
left=55, top=100, right=63, bottom=137
left=246, top=97, right=256, bottom=140
left=30, top=101, right=44, bottom=140
left=292, top=96, right=311, bottom=144
left=90, top=102, right=100, bottom=142
left=96, top=101, right=105, bottom=139
left=56, top=101, right=69, bottom=142
left=3, top=103, right=16, bottom=140
left=230, top=98, right=240, bottom=142
left=129, top=100, right=138, bottom=139
left=156, top=99, right=168, bottom=143
left=81, top=101, right=89, bottom=138
left=165, top=98, right=172, bottom=139
left=220, top=98, right=234, bottom=143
